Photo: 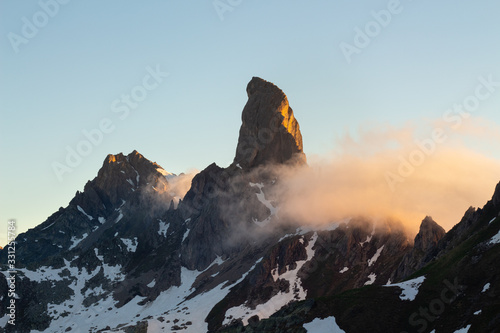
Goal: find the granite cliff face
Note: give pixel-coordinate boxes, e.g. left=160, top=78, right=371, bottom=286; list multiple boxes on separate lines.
left=1, top=78, right=499, bottom=333
left=234, top=77, right=306, bottom=169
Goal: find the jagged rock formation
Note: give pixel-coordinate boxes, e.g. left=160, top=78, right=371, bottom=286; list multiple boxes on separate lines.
left=393, top=216, right=446, bottom=281
left=414, top=216, right=446, bottom=251
left=233, top=77, right=305, bottom=169
left=207, top=217, right=412, bottom=331
left=3, top=151, right=176, bottom=267
left=229, top=182, right=500, bottom=333
left=180, top=77, right=307, bottom=271
left=0, top=150, right=193, bottom=330
left=179, top=163, right=233, bottom=271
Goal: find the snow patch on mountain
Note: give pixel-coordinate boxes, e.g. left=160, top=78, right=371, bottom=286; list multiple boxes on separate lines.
left=339, top=267, right=349, bottom=273
left=209, top=256, right=225, bottom=268
left=14, top=264, right=66, bottom=282
left=250, top=182, right=278, bottom=227
left=360, top=224, right=376, bottom=247
left=84, top=285, right=105, bottom=298
left=41, top=221, right=56, bottom=230
left=303, top=316, right=345, bottom=333
left=224, top=233, right=318, bottom=325
left=158, top=220, right=170, bottom=237
left=364, top=273, right=376, bottom=285
left=368, top=245, right=384, bottom=267
left=156, top=167, right=175, bottom=180
left=182, top=229, right=190, bottom=242
left=115, top=211, right=124, bottom=223
left=0, top=316, right=8, bottom=328
left=453, top=324, right=471, bottom=333
left=69, top=233, right=88, bottom=250
left=141, top=268, right=226, bottom=332
left=93, top=249, right=125, bottom=282
left=487, top=230, right=500, bottom=245
left=77, top=205, right=93, bottom=220
left=385, top=276, right=425, bottom=301
left=131, top=167, right=140, bottom=185
left=278, top=233, right=294, bottom=242
left=44, top=265, right=102, bottom=330
left=87, top=257, right=262, bottom=333
left=94, top=248, right=103, bottom=261
left=116, top=199, right=126, bottom=209
left=12, top=255, right=129, bottom=332
left=120, top=237, right=138, bottom=252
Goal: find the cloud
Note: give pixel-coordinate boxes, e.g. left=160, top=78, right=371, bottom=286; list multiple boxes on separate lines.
left=139, top=171, right=197, bottom=214
left=168, top=171, right=198, bottom=200
left=268, top=118, right=500, bottom=234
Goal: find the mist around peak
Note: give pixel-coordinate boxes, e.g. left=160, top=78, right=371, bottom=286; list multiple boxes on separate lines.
left=221, top=118, right=500, bottom=237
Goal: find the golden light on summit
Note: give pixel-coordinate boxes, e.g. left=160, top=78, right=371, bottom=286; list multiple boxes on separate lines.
left=277, top=98, right=303, bottom=152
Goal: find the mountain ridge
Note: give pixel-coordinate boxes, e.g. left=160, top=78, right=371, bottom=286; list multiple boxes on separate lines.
left=0, top=78, right=499, bottom=333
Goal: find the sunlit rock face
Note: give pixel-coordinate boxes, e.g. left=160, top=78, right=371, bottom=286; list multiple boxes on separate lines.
left=233, top=77, right=306, bottom=169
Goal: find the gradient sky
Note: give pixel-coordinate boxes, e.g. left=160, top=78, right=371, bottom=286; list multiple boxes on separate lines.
left=1, top=0, right=500, bottom=246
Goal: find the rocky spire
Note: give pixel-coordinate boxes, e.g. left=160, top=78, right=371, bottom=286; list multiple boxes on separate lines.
left=90, top=150, right=163, bottom=207
left=414, top=216, right=446, bottom=252
left=392, top=216, right=446, bottom=281
left=233, top=77, right=306, bottom=168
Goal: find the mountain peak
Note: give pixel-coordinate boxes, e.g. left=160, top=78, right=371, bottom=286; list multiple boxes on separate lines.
left=86, top=150, right=171, bottom=209
left=233, top=77, right=306, bottom=169
left=100, top=150, right=162, bottom=178
left=414, top=216, right=446, bottom=252
left=492, top=181, right=500, bottom=206
left=246, top=76, right=285, bottom=98
left=104, top=150, right=153, bottom=165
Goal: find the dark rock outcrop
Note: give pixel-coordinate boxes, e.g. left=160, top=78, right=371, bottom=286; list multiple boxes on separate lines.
left=428, top=181, right=500, bottom=262
left=207, top=218, right=413, bottom=330
left=392, top=216, right=445, bottom=281
left=414, top=216, right=446, bottom=252
left=180, top=163, right=232, bottom=271
left=492, top=181, right=500, bottom=207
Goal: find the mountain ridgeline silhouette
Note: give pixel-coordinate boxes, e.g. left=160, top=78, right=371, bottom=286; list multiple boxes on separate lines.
left=1, top=77, right=499, bottom=333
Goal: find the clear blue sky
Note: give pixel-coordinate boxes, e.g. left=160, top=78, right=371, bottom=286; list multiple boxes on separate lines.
left=1, top=0, right=500, bottom=245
